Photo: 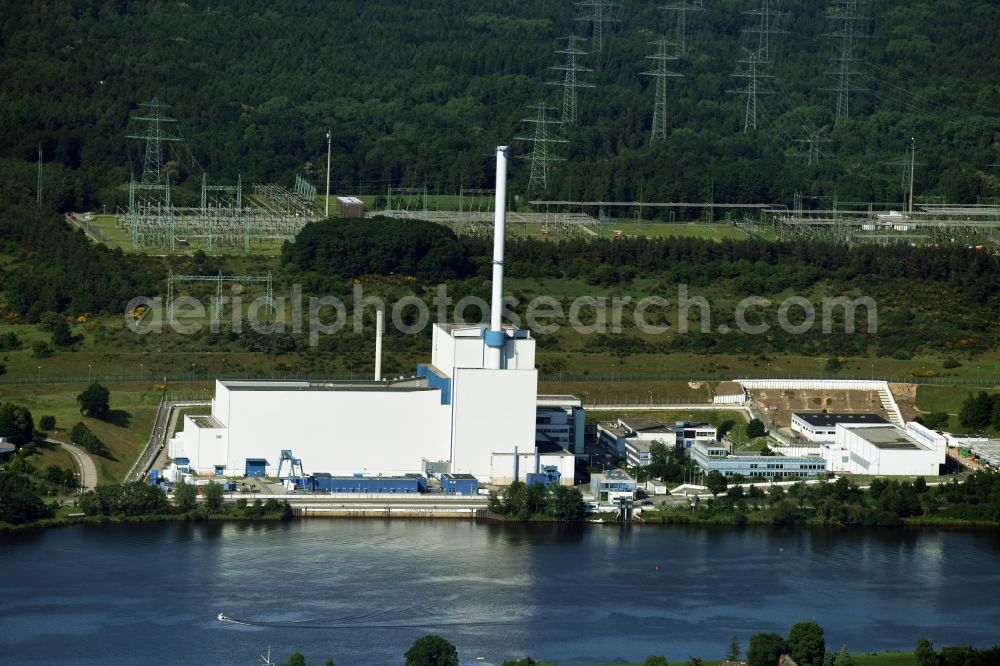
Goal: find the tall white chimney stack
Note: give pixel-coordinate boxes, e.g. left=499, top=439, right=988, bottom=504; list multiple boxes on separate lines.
left=374, top=308, right=384, bottom=381
left=486, top=146, right=508, bottom=371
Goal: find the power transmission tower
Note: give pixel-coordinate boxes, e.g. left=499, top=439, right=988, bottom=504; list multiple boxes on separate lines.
left=641, top=38, right=683, bottom=144
left=659, top=1, right=705, bottom=57
left=126, top=98, right=181, bottom=185
left=36, top=144, right=42, bottom=207
left=741, top=0, right=787, bottom=64
left=515, top=104, right=567, bottom=194
left=728, top=50, right=774, bottom=132
left=791, top=127, right=831, bottom=165
left=547, top=36, right=595, bottom=125
left=825, top=0, right=870, bottom=125
left=576, top=0, right=622, bottom=52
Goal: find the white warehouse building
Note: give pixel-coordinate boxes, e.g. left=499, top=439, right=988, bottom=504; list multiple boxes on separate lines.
left=169, top=147, right=577, bottom=485
left=822, top=421, right=945, bottom=476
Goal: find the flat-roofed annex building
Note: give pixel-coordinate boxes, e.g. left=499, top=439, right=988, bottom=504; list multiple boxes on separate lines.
left=791, top=412, right=890, bottom=443
left=691, top=441, right=827, bottom=480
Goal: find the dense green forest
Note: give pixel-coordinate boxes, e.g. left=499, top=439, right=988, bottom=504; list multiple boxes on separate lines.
left=0, top=203, right=161, bottom=317
left=1, top=0, right=997, bottom=211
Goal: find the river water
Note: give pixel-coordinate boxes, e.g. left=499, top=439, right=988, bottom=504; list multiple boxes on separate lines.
left=1, top=520, right=998, bottom=666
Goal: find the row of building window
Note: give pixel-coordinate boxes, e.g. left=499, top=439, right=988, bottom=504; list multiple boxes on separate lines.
left=731, top=471, right=817, bottom=478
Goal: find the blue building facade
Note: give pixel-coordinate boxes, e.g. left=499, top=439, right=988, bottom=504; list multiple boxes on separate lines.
left=308, top=473, right=427, bottom=493
left=440, top=473, right=479, bottom=495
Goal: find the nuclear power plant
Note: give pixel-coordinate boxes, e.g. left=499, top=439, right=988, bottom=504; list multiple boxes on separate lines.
left=169, top=148, right=583, bottom=485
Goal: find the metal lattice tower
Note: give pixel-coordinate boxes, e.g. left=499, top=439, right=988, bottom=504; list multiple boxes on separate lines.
left=825, top=0, right=870, bottom=124
left=728, top=50, right=774, bottom=132
left=741, top=0, right=788, bottom=64
left=547, top=36, right=595, bottom=125
left=659, top=1, right=705, bottom=57
left=126, top=99, right=181, bottom=185
left=515, top=104, right=567, bottom=194
left=576, top=0, right=622, bottom=52
left=791, top=127, right=831, bottom=165
left=166, top=270, right=273, bottom=324
left=641, top=38, right=683, bottom=144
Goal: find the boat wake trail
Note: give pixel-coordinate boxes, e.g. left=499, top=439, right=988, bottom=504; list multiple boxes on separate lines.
left=216, top=607, right=526, bottom=630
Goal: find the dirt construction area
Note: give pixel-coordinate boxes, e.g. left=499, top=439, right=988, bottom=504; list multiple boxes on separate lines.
left=889, top=382, right=922, bottom=421
left=750, top=389, right=889, bottom=428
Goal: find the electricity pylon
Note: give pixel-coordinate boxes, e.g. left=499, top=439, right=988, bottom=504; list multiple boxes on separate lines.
left=641, top=38, right=683, bottom=144
left=515, top=104, right=567, bottom=194
left=741, top=0, right=787, bottom=64
left=791, top=127, right=831, bottom=165
left=825, top=0, right=870, bottom=124
left=548, top=36, right=595, bottom=125
left=576, top=0, right=622, bottom=52
left=728, top=49, right=774, bottom=133
left=126, top=98, right=181, bottom=185
left=659, top=1, right=704, bottom=57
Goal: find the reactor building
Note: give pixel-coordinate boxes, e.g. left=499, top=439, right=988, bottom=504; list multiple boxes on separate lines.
left=169, top=148, right=581, bottom=484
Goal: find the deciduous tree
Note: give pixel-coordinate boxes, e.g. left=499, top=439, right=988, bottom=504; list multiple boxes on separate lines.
left=77, top=383, right=110, bottom=419
left=747, top=632, right=785, bottom=666
left=787, top=620, right=826, bottom=666
left=404, top=635, right=458, bottom=666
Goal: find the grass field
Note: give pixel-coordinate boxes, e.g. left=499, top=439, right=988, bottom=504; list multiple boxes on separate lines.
left=28, top=442, right=77, bottom=477
left=586, top=408, right=747, bottom=422
left=582, top=652, right=916, bottom=666
left=0, top=382, right=164, bottom=483
left=914, top=384, right=1000, bottom=434
left=606, top=221, right=751, bottom=241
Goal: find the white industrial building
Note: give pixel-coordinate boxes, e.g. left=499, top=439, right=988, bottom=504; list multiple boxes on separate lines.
left=791, top=412, right=891, bottom=443
left=821, top=421, right=945, bottom=476
left=169, top=147, right=578, bottom=485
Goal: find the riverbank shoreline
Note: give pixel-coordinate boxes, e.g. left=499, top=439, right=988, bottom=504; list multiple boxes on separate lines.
left=0, top=511, right=290, bottom=533
left=4, top=511, right=996, bottom=532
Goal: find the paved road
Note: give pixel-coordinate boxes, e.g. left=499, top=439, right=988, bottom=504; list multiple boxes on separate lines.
left=48, top=438, right=98, bottom=490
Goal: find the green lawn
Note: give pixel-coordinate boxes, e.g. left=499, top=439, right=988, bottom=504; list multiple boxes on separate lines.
left=582, top=654, right=914, bottom=666
left=0, top=382, right=164, bottom=483
left=28, top=442, right=77, bottom=476
left=605, top=221, right=750, bottom=241
left=586, top=409, right=747, bottom=429
left=914, top=385, right=1000, bottom=433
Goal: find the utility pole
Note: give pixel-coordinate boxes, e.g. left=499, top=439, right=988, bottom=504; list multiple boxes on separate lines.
left=548, top=36, right=595, bottom=125
left=325, top=129, right=332, bottom=218
left=908, top=137, right=916, bottom=215
left=576, top=0, right=622, bottom=52
left=659, top=1, right=705, bottom=57
left=641, top=38, right=683, bottom=144
left=36, top=144, right=42, bottom=207
left=515, top=104, right=567, bottom=194
left=825, top=0, right=871, bottom=125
